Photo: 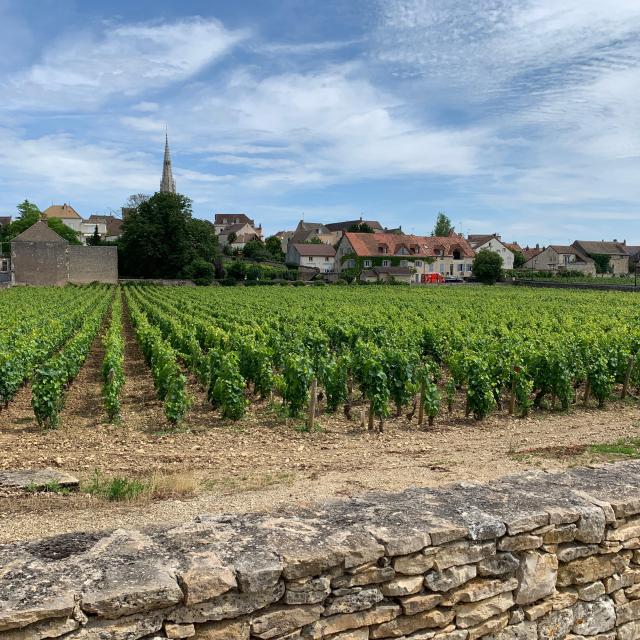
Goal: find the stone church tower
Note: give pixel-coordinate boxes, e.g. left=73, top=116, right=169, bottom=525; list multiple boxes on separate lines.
left=160, top=131, right=176, bottom=194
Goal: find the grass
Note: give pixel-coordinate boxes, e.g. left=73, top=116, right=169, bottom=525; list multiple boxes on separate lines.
left=83, top=469, right=200, bottom=502
left=588, top=438, right=640, bottom=457
left=24, top=481, right=72, bottom=495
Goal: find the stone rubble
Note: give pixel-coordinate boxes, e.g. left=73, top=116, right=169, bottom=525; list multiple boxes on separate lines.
left=2, top=462, right=640, bottom=640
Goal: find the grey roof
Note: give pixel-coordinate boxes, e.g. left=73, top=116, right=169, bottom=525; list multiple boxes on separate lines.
left=624, top=245, right=640, bottom=257
left=573, top=240, right=629, bottom=256
left=11, top=220, right=68, bottom=244
left=292, top=243, right=336, bottom=257
left=548, top=246, right=593, bottom=263
left=326, top=219, right=383, bottom=232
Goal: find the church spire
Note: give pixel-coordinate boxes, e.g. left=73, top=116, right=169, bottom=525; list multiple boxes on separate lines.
left=160, top=128, right=176, bottom=194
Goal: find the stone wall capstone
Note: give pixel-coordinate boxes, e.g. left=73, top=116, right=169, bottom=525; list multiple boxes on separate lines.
left=3, top=461, right=640, bottom=640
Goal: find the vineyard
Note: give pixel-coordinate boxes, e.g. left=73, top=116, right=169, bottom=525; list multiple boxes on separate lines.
left=1, top=283, right=640, bottom=541
left=0, top=284, right=638, bottom=431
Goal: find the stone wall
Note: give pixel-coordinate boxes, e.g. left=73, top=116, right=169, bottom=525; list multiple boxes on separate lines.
left=67, top=246, right=118, bottom=284
left=3, top=461, right=640, bottom=640
left=11, top=241, right=68, bottom=286
left=513, top=280, right=639, bottom=292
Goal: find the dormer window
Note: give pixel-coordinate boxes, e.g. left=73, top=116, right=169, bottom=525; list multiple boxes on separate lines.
left=453, top=249, right=461, bottom=260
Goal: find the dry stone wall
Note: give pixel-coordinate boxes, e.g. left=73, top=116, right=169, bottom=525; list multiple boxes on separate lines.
left=3, top=462, right=640, bottom=640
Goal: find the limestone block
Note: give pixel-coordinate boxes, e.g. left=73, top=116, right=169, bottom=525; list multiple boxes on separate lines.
left=380, top=576, right=424, bottom=597
left=455, top=593, right=514, bottom=629
left=617, top=600, right=640, bottom=625
left=284, top=576, right=332, bottom=605
left=425, top=565, right=477, bottom=593
left=484, top=620, right=537, bottom=640
left=178, top=554, right=237, bottom=606
left=193, top=619, right=250, bottom=640
left=548, top=590, right=579, bottom=611
left=576, top=583, right=606, bottom=602
left=369, top=609, right=455, bottom=638
left=235, top=553, right=283, bottom=593
left=433, top=542, right=495, bottom=571
left=572, top=598, right=616, bottom=635
left=498, top=536, right=543, bottom=553
left=523, top=601, right=553, bottom=622
left=557, top=554, right=627, bottom=587
left=626, top=584, right=640, bottom=600
left=165, top=623, right=196, bottom=639
left=544, top=526, right=577, bottom=545
left=466, top=613, right=509, bottom=640
left=332, top=568, right=395, bottom=590
left=537, top=608, right=574, bottom=640
left=441, top=578, right=518, bottom=607
left=574, top=508, right=606, bottom=545
left=477, top=554, right=520, bottom=578
left=323, top=629, right=369, bottom=640
left=604, top=570, right=640, bottom=594
left=514, top=552, right=558, bottom=605
left=366, top=526, right=431, bottom=557
left=556, top=545, right=600, bottom=564
left=399, top=594, right=443, bottom=616
left=63, top=613, right=164, bottom=640
left=251, top=605, right=324, bottom=639
left=616, top=620, right=640, bottom=640
left=0, top=617, right=79, bottom=640
left=303, top=605, right=400, bottom=639
left=323, top=589, right=383, bottom=617
left=393, top=553, right=436, bottom=576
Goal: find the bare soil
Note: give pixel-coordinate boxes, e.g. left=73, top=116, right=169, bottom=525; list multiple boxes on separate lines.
left=0, top=312, right=638, bottom=543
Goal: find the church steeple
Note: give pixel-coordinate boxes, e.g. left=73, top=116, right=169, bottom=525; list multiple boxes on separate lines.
left=160, top=129, right=176, bottom=194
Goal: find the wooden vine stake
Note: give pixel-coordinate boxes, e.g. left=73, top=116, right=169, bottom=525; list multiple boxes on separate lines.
left=622, top=357, right=635, bottom=399
left=307, top=377, right=317, bottom=432
left=508, top=377, right=516, bottom=415
left=368, top=402, right=375, bottom=431
left=417, top=380, right=425, bottom=426
left=583, top=380, right=591, bottom=406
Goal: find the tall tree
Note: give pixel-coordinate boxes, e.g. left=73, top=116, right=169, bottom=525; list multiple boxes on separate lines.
left=348, top=222, right=375, bottom=233
left=472, top=249, right=503, bottom=284
left=86, top=225, right=102, bottom=246
left=265, top=235, right=285, bottom=260
left=118, top=192, right=219, bottom=278
left=432, top=212, right=454, bottom=237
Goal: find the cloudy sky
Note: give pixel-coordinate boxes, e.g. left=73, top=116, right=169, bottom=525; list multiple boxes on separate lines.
left=1, top=0, right=639, bottom=244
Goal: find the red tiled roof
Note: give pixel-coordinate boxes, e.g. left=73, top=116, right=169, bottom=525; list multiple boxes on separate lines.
left=343, top=232, right=475, bottom=259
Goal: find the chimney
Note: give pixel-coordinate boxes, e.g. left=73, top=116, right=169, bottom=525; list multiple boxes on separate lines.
left=535, top=243, right=539, bottom=249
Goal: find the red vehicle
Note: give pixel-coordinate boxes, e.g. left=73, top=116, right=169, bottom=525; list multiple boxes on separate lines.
left=421, top=273, right=445, bottom=284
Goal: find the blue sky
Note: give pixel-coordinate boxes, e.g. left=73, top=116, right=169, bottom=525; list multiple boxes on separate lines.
left=1, top=0, right=639, bottom=244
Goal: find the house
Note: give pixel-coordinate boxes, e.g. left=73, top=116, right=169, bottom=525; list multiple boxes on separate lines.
left=290, top=221, right=340, bottom=246
left=522, top=245, right=596, bottom=275
left=86, top=215, right=123, bottom=242
left=335, top=231, right=475, bottom=283
left=274, top=230, right=294, bottom=253
left=0, top=216, right=11, bottom=228
left=572, top=240, right=630, bottom=275
left=521, top=245, right=544, bottom=262
left=10, top=221, right=117, bottom=286
left=286, top=243, right=336, bottom=273
left=213, top=213, right=263, bottom=248
left=41, top=204, right=108, bottom=245
left=468, top=234, right=515, bottom=269
left=626, top=245, right=640, bottom=273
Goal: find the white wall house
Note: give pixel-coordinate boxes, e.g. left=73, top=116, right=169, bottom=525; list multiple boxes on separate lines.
left=286, top=243, right=336, bottom=272
left=468, top=234, right=514, bottom=270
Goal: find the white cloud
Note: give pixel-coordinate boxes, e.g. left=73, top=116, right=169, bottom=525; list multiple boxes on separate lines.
left=2, top=17, right=246, bottom=111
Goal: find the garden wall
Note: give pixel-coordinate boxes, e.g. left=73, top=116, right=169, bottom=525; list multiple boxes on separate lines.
left=3, top=461, right=640, bottom=640
left=513, top=280, right=639, bottom=292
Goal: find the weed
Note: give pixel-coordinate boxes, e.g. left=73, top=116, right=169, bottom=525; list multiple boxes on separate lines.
left=84, top=469, right=148, bottom=501
left=24, top=481, right=71, bottom=495
left=588, top=438, right=640, bottom=458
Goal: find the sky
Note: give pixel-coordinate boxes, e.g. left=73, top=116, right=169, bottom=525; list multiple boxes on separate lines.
left=0, top=0, right=639, bottom=245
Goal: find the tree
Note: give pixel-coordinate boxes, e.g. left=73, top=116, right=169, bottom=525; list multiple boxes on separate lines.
left=590, top=254, right=611, bottom=274
left=227, top=231, right=237, bottom=245
left=118, top=191, right=219, bottom=278
left=265, top=235, right=285, bottom=260
left=512, top=251, right=526, bottom=268
left=348, top=222, right=375, bottom=233
left=86, top=225, right=102, bottom=246
left=303, top=236, right=323, bottom=244
left=432, top=212, right=454, bottom=237
left=2, top=200, right=81, bottom=244
left=185, top=258, right=214, bottom=285
left=124, top=194, right=150, bottom=209
left=472, top=249, right=503, bottom=284
left=243, top=238, right=270, bottom=261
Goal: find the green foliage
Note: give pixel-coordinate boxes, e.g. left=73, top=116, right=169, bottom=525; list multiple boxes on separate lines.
left=463, top=355, right=496, bottom=420
left=84, top=470, right=148, bottom=501
left=265, top=235, right=285, bottom=260
left=348, top=222, right=375, bottom=233
left=354, top=341, right=390, bottom=419
left=86, top=225, right=102, bottom=246
left=282, top=353, right=313, bottom=417
left=323, top=354, right=349, bottom=412
left=472, top=249, right=503, bottom=284
left=432, top=212, right=454, bottom=237
left=2, top=199, right=81, bottom=245
left=185, top=258, right=214, bottom=285
left=512, top=251, right=526, bottom=268
left=211, top=352, right=247, bottom=419
left=118, top=192, right=219, bottom=278
left=242, top=238, right=270, bottom=261
left=590, top=253, right=612, bottom=274
left=103, top=292, right=125, bottom=421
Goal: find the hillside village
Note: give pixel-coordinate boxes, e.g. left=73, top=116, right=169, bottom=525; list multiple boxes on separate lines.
left=1, top=133, right=639, bottom=286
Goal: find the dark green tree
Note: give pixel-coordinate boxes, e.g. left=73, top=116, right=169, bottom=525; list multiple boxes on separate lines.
left=432, top=212, right=454, bottom=237
left=472, top=249, right=503, bottom=284
left=86, top=225, right=102, bottom=246
left=303, top=236, right=323, bottom=244
left=242, top=238, right=270, bottom=261
left=512, top=251, right=526, bottom=268
left=265, top=235, right=285, bottom=260
left=118, top=192, right=218, bottom=278
left=590, top=254, right=611, bottom=274
left=347, top=222, right=375, bottom=233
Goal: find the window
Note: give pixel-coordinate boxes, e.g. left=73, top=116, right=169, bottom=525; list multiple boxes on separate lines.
left=453, top=249, right=461, bottom=260
left=364, top=259, right=372, bottom=267
left=439, top=264, right=445, bottom=274
left=466, top=264, right=472, bottom=272
left=458, top=264, right=464, bottom=272
left=347, top=259, right=356, bottom=268
left=308, top=257, right=313, bottom=262
left=400, top=260, right=408, bottom=267
left=415, top=260, right=422, bottom=267
left=382, top=259, right=390, bottom=267
left=0, top=260, right=7, bottom=272
left=324, top=257, right=329, bottom=262
left=429, top=263, right=434, bottom=272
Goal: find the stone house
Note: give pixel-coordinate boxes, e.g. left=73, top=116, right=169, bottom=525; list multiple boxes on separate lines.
left=468, top=234, right=515, bottom=270
left=10, top=221, right=117, bottom=286
left=213, top=213, right=263, bottom=248
left=522, top=245, right=596, bottom=275
left=335, top=232, right=475, bottom=283
left=289, top=221, right=341, bottom=248
left=86, top=214, right=123, bottom=242
left=325, top=217, right=384, bottom=234
left=41, top=204, right=108, bottom=245
left=572, top=240, right=630, bottom=275
left=286, top=243, right=336, bottom=273
left=626, top=245, right=640, bottom=274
